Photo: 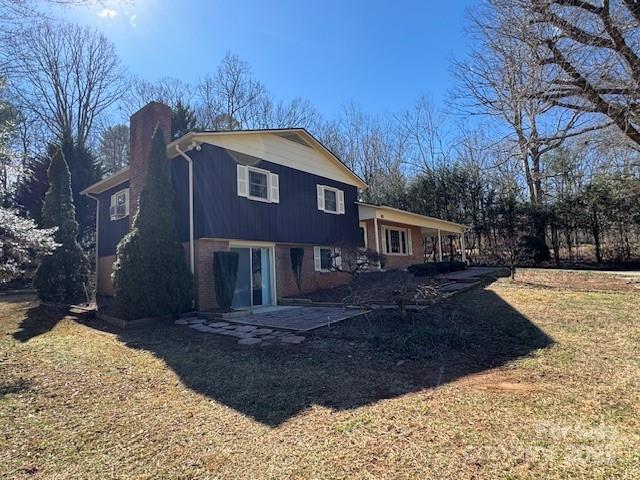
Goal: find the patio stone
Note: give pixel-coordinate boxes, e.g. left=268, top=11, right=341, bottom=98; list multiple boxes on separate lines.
left=238, top=337, right=262, bottom=345
left=253, top=328, right=274, bottom=335
left=280, top=335, right=305, bottom=344
left=174, top=319, right=190, bottom=325
left=208, top=321, right=230, bottom=328
left=235, top=325, right=258, bottom=332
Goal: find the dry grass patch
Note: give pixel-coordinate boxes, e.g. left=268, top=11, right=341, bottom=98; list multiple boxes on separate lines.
left=1, top=281, right=639, bottom=479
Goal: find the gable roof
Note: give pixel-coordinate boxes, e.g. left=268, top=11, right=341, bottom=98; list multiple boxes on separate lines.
left=167, top=128, right=368, bottom=189
left=82, top=128, right=367, bottom=196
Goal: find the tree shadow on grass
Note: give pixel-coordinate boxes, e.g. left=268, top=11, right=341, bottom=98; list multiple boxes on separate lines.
left=12, top=304, right=68, bottom=343
left=112, top=286, right=553, bottom=427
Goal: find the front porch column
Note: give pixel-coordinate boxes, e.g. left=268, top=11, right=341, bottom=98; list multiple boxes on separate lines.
left=461, top=231, right=467, bottom=263
left=437, top=229, right=443, bottom=262
left=373, top=216, right=381, bottom=269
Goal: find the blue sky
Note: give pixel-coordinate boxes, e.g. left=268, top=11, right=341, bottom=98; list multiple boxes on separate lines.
left=57, top=0, right=476, bottom=119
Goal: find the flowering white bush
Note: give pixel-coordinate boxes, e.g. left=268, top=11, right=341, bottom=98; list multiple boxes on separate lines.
left=0, top=208, right=57, bottom=284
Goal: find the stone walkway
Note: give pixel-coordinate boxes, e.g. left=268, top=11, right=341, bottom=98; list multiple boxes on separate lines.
left=175, top=317, right=305, bottom=346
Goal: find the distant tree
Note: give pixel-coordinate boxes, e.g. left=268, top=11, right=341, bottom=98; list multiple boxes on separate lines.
left=3, top=21, right=126, bottom=148
left=112, top=128, right=193, bottom=320
left=98, top=124, right=129, bottom=174
left=171, top=100, right=197, bottom=139
left=12, top=148, right=52, bottom=223
left=121, top=77, right=193, bottom=117
left=196, top=52, right=268, bottom=130
left=33, top=152, right=88, bottom=303
left=0, top=207, right=56, bottom=285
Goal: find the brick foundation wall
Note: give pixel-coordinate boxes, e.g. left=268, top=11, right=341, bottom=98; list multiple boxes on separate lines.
left=194, top=239, right=230, bottom=311
left=97, top=255, right=116, bottom=296
left=276, top=244, right=349, bottom=299
left=192, top=239, right=350, bottom=310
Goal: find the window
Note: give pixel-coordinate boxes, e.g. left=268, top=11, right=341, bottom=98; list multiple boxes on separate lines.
left=324, top=189, right=337, bottom=212
left=316, top=185, right=345, bottom=214
left=110, top=188, right=129, bottom=221
left=314, top=246, right=341, bottom=272
left=249, top=169, right=268, bottom=200
left=383, top=227, right=412, bottom=255
left=237, top=165, right=279, bottom=203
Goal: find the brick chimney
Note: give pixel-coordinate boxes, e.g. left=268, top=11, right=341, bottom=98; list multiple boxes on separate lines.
left=128, top=101, right=172, bottom=222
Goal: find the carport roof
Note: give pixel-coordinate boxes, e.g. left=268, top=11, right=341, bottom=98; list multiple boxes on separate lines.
left=356, top=202, right=466, bottom=234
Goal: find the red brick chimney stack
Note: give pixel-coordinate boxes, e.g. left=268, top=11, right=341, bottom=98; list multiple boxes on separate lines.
left=128, top=101, right=172, bottom=223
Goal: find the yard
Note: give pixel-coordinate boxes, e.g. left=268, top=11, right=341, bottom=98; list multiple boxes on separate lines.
left=1, top=277, right=639, bottom=479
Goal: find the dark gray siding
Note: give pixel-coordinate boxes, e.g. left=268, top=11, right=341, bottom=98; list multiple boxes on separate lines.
left=97, top=181, right=130, bottom=256
left=183, top=144, right=361, bottom=245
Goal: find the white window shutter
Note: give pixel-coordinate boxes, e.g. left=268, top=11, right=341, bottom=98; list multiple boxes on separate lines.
left=407, top=228, right=413, bottom=255
left=337, top=190, right=345, bottom=214
left=334, top=247, right=342, bottom=268
left=316, top=185, right=324, bottom=211
left=313, top=247, right=322, bottom=271
left=269, top=173, right=279, bottom=203
left=237, top=165, right=248, bottom=197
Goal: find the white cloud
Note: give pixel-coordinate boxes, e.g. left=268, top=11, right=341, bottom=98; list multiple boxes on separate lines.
left=98, top=8, right=118, bottom=19
left=129, top=14, right=137, bottom=28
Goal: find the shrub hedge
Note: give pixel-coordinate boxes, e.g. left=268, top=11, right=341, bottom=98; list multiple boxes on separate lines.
left=408, top=261, right=467, bottom=277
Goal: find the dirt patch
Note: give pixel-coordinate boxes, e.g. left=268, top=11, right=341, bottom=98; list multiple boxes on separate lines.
left=287, top=269, right=443, bottom=304
left=514, top=268, right=639, bottom=293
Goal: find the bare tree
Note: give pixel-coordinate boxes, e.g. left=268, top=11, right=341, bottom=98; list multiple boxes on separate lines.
left=522, top=0, right=640, bottom=155
left=320, top=103, right=407, bottom=205
left=453, top=0, right=602, bottom=208
left=196, top=52, right=267, bottom=130
left=97, top=124, right=129, bottom=174
left=399, top=95, right=454, bottom=172
left=256, top=96, right=320, bottom=130
left=3, top=21, right=126, bottom=148
left=120, top=76, right=193, bottom=117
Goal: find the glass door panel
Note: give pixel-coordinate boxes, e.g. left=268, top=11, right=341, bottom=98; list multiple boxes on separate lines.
left=230, top=246, right=273, bottom=309
left=259, top=248, right=271, bottom=306
left=231, top=247, right=251, bottom=309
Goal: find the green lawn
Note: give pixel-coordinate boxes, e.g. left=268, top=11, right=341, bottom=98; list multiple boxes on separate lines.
left=1, top=279, right=639, bottom=479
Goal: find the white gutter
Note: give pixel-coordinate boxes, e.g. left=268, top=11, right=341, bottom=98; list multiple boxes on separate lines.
left=175, top=144, right=196, bottom=275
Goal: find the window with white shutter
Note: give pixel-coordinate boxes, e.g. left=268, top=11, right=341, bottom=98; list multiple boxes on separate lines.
left=317, top=185, right=345, bottom=215
left=238, top=165, right=279, bottom=203
left=237, top=165, right=248, bottom=197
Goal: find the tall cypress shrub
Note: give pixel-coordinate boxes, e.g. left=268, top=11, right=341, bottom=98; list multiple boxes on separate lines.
left=33, top=151, right=89, bottom=303
left=112, top=128, right=193, bottom=320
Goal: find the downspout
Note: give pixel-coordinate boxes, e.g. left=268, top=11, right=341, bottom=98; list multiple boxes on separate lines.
left=85, top=193, right=100, bottom=297
left=175, top=144, right=195, bottom=275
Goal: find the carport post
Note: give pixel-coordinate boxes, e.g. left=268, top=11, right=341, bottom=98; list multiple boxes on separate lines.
left=373, top=216, right=381, bottom=269
left=437, top=229, right=443, bottom=262
left=461, top=231, right=466, bottom=263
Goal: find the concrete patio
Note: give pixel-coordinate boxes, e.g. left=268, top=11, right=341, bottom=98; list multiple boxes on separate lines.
left=220, top=305, right=369, bottom=332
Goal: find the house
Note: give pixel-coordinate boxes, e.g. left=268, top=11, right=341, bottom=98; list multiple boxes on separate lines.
left=82, top=102, right=466, bottom=311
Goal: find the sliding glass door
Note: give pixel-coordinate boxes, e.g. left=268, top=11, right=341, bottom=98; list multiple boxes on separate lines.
left=230, top=246, right=273, bottom=309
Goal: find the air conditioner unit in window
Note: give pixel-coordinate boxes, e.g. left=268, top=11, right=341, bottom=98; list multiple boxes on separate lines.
left=110, top=204, right=127, bottom=219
